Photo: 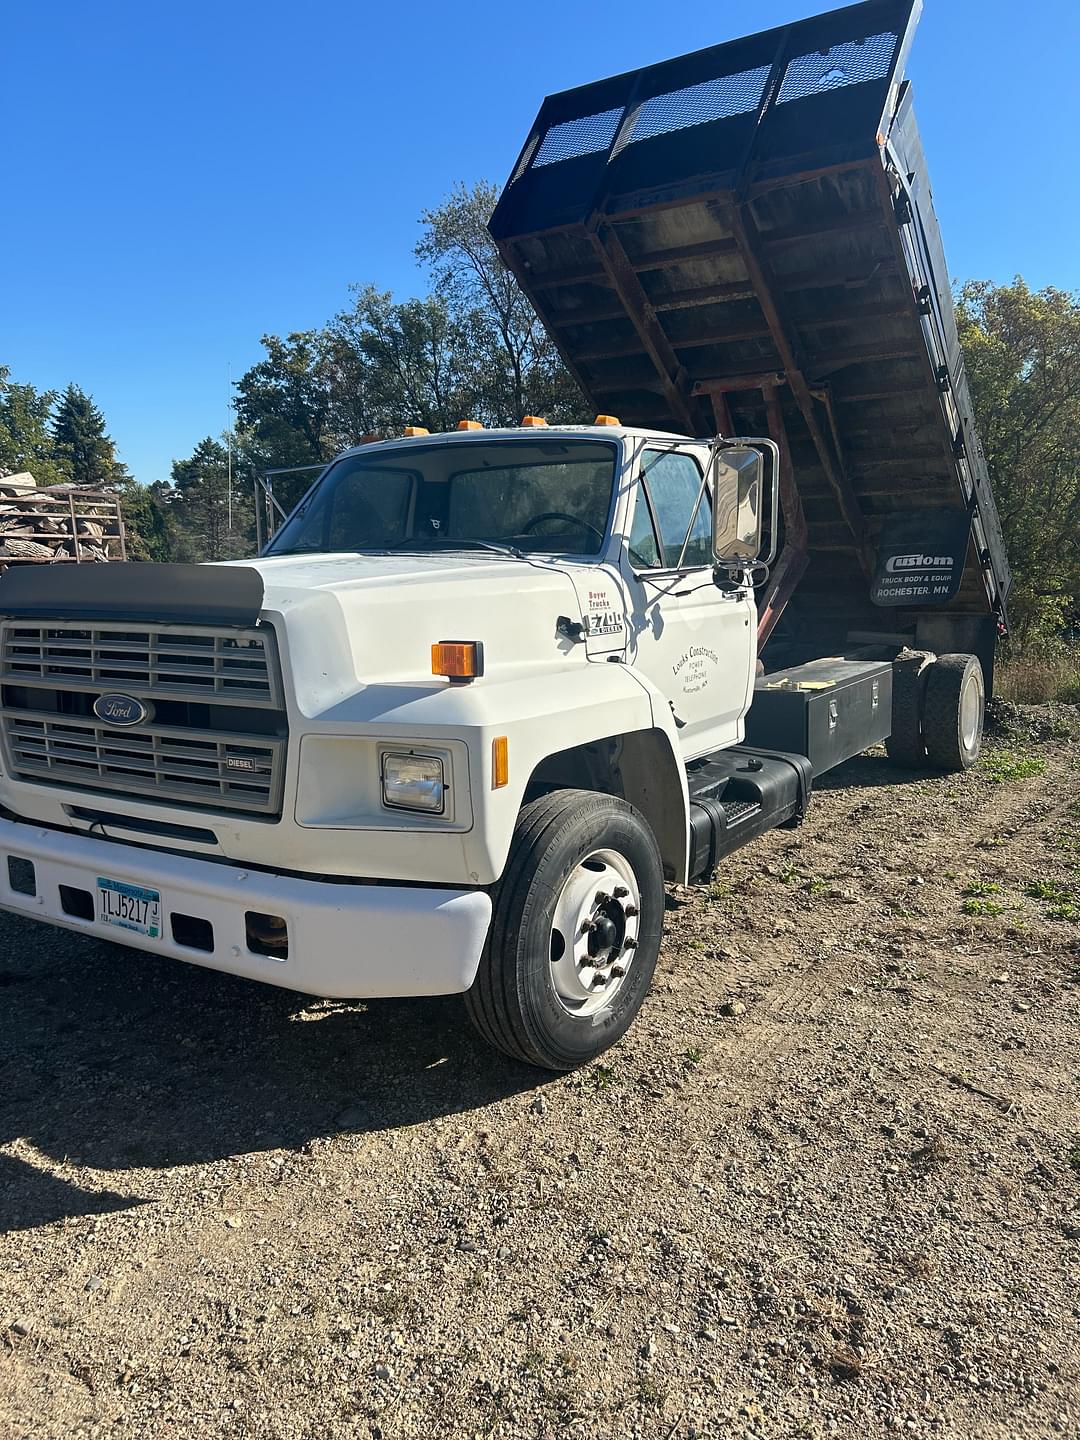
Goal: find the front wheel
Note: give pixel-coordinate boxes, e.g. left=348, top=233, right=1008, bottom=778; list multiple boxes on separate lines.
left=465, top=789, right=664, bottom=1070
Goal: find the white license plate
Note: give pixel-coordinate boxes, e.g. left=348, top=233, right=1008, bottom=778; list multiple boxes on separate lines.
left=96, top=877, right=162, bottom=938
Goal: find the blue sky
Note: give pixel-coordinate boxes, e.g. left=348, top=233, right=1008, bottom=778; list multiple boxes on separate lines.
left=4, top=0, right=1078, bottom=484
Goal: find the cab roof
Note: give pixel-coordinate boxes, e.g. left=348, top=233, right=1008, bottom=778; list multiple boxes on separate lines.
left=336, top=423, right=697, bottom=461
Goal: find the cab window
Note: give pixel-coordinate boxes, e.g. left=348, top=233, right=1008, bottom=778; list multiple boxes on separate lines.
left=627, top=480, right=661, bottom=568
left=633, top=450, right=711, bottom=569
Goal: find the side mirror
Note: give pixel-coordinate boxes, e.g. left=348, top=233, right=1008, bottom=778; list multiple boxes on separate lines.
left=711, top=445, right=765, bottom=563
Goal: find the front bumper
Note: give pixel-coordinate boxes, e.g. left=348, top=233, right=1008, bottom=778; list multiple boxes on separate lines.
left=0, top=816, right=492, bottom=999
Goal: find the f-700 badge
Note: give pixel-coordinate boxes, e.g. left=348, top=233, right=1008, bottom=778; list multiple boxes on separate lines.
left=586, top=611, right=623, bottom=637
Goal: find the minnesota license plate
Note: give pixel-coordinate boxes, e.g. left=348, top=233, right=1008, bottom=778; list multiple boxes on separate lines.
left=96, top=878, right=162, bottom=938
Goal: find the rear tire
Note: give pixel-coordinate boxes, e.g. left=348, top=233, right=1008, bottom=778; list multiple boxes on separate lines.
left=465, top=789, right=664, bottom=1071
left=922, top=653, right=985, bottom=771
left=885, top=649, right=934, bottom=769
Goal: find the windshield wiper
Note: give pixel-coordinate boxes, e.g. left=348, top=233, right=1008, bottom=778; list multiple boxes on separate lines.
left=385, top=536, right=527, bottom=560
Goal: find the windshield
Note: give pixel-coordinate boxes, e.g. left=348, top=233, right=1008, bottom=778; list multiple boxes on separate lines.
left=266, top=439, right=618, bottom=559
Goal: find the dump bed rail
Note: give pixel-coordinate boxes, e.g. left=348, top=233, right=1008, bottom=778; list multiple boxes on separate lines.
left=490, top=0, right=1011, bottom=655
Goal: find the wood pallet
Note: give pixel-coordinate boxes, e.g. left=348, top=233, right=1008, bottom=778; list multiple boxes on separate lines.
left=0, top=480, right=127, bottom=570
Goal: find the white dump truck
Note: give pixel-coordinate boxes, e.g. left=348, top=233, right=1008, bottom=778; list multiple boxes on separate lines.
left=0, top=0, right=1009, bottom=1069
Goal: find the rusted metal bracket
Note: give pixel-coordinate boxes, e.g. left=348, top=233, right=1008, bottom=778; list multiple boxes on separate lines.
left=756, top=385, right=809, bottom=648
left=698, top=377, right=809, bottom=649
left=726, top=203, right=874, bottom=580
left=587, top=222, right=701, bottom=435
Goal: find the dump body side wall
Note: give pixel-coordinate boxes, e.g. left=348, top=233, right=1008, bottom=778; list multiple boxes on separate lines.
left=490, top=0, right=1011, bottom=669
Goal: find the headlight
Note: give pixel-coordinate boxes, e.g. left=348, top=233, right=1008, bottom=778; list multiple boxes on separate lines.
left=380, top=751, right=446, bottom=814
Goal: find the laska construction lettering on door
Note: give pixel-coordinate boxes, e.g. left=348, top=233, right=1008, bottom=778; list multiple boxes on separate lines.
left=673, top=645, right=719, bottom=694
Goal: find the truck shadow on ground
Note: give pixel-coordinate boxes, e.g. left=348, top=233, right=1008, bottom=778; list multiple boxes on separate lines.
left=812, top=751, right=946, bottom=791
left=0, top=915, right=538, bottom=1235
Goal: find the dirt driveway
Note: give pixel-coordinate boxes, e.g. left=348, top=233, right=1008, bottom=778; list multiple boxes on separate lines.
left=2, top=717, right=1079, bottom=1440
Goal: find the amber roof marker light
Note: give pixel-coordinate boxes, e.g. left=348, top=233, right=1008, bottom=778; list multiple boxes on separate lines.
left=431, top=641, right=484, bottom=684
left=520, top=415, right=548, bottom=427
left=456, top=419, right=484, bottom=431
left=594, top=414, right=621, bottom=426
left=402, top=426, right=430, bottom=437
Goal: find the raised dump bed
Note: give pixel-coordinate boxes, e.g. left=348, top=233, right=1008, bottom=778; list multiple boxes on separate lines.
left=490, top=0, right=1011, bottom=679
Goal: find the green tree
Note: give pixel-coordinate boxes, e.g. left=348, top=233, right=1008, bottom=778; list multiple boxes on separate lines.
left=51, top=384, right=115, bottom=487
left=0, top=366, right=71, bottom=486
left=168, top=437, right=253, bottom=563
left=111, top=476, right=172, bottom=562
left=234, top=331, right=363, bottom=472
left=331, top=284, right=480, bottom=434
left=957, top=278, right=1080, bottom=638
left=417, top=181, right=585, bottom=425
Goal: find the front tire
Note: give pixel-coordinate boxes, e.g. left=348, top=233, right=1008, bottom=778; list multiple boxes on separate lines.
left=466, top=789, right=664, bottom=1070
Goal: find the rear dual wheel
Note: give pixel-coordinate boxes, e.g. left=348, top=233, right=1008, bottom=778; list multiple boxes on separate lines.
left=923, top=653, right=986, bottom=770
left=887, top=651, right=985, bottom=773
left=466, top=789, right=664, bottom=1071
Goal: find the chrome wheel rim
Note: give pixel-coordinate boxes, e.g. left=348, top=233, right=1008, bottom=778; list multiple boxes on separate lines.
left=960, top=671, right=983, bottom=752
left=549, top=848, right=642, bottom=1017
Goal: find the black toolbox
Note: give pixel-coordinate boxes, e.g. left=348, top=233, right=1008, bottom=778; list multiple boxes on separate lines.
left=743, top=659, right=893, bottom=777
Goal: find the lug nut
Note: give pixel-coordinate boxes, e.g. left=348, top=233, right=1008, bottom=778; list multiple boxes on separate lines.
left=613, top=885, right=629, bottom=899
left=611, top=963, right=627, bottom=978
left=624, top=906, right=639, bottom=918
left=623, top=937, right=638, bottom=951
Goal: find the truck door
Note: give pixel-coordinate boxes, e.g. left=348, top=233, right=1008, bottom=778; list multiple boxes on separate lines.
left=623, top=443, right=755, bottom=758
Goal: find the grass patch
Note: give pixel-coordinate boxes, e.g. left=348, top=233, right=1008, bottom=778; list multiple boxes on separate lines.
left=962, top=897, right=1006, bottom=917
left=1024, top=879, right=1074, bottom=903
left=1068, top=1146, right=1080, bottom=1174
left=980, top=750, right=1047, bottom=783
left=997, top=652, right=1080, bottom=705
left=637, top=1375, right=666, bottom=1407
left=586, top=1064, right=619, bottom=1092
left=964, top=880, right=1003, bottom=898
left=1024, top=878, right=1079, bottom=921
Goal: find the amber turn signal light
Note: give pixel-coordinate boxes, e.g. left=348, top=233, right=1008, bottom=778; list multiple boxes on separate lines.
left=492, top=736, right=509, bottom=789
left=431, top=641, right=483, bottom=682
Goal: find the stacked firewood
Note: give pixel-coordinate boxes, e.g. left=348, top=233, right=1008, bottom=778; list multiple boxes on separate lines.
left=0, top=473, right=126, bottom=568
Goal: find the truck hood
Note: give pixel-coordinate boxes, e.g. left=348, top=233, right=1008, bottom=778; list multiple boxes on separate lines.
left=239, top=551, right=607, bottom=719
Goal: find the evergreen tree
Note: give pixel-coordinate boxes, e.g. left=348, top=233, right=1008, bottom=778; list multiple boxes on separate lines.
left=51, top=384, right=115, bottom=487
left=0, top=366, right=72, bottom=486
left=169, top=437, right=253, bottom=562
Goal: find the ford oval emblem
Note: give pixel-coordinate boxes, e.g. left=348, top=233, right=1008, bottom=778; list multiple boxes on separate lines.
left=93, top=693, right=153, bottom=727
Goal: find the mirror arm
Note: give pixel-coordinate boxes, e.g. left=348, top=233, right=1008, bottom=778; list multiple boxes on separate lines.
left=675, top=476, right=709, bottom=572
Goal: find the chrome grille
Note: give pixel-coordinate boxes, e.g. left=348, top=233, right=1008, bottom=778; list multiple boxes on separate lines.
left=0, top=622, right=281, bottom=707
left=0, top=620, right=287, bottom=818
left=3, top=715, right=284, bottom=814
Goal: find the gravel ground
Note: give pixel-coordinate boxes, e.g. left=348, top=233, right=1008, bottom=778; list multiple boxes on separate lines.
left=2, top=715, right=1079, bottom=1440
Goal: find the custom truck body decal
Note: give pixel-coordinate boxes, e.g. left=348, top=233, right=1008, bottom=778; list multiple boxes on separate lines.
left=872, top=511, right=971, bottom=608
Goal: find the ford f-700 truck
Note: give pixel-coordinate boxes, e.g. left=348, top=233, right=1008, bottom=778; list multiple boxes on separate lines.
left=0, top=0, right=1010, bottom=1069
